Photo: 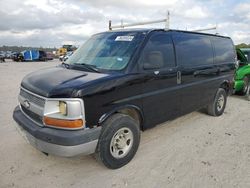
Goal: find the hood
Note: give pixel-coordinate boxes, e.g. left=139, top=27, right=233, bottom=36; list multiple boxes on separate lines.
left=21, top=66, right=109, bottom=98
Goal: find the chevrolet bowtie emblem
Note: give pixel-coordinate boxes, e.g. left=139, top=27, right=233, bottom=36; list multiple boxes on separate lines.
left=24, top=100, right=30, bottom=109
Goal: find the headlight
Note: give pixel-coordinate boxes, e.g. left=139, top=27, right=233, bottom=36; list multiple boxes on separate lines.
left=59, top=101, right=67, bottom=115
left=43, top=98, right=85, bottom=130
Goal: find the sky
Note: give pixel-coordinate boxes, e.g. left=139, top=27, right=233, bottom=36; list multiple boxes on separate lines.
left=0, top=0, right=249, bottom=47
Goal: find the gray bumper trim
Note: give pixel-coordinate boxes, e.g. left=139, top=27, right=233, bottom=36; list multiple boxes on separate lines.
left=15, top=123, right=98, bottom=157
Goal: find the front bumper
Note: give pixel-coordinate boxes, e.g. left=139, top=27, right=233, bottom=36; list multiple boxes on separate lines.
left=13, top=106, right=101, bottom=157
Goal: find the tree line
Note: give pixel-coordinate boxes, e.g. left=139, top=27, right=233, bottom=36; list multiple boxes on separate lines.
left=235, top=43, right=250, bottom=49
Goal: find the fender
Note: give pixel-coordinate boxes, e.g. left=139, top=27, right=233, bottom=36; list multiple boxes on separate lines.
left=235, top=64, right=250, bottom=80
left=98, top=104, right=144, bottom=130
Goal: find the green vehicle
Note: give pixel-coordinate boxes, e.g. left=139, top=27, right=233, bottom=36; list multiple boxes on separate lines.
left=235, top=48, right=250, bottom=95
left=240, top=48, right=250, bottom=60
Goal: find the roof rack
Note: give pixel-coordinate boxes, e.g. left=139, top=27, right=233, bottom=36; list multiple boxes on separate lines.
left=191, top=25, right=218, bottom=34
left=108, top=12, right=218, bottom=35
left=108, top=12, right=170, bottom=31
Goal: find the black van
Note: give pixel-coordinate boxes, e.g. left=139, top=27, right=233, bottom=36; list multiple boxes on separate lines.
left=13, top=29, right=236, bottom=169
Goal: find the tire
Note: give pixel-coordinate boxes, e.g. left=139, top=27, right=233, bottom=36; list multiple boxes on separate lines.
left=207, top=88, right=227, bottom=116
left=240, top=76, right=249, bottom=95
left=95, top=113, right=140, bottom=169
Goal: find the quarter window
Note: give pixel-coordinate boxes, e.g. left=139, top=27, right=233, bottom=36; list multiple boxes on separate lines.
left=212, top=37, right=235, bottom=64
left=173, top=33, right=213, bottom=67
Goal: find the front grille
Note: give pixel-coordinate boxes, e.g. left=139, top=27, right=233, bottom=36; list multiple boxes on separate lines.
left=19, top=88, right=45, bottom=126
left=20, top=88, right=45, bottom=107
left=21, top=105, right=43, bottom=125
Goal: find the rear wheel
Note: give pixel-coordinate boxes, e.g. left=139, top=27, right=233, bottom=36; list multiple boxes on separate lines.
left=207, top=88, right=227, bottom=116
left=95, top=113, right=140, bottom=169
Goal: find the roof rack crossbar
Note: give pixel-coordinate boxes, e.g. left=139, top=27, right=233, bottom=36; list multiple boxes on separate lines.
left=191, top=26, right=217, bottom=33
left=109, top=12, right=170, bottom=31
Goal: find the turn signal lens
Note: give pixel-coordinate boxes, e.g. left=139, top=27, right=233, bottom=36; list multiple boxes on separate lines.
left=44, top=116, right=84, bottom=129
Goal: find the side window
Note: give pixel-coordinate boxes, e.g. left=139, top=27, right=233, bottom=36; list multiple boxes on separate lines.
left=173, top=33, right=213, bottom=67
left=140, top=32, right=175, bottom=70
left=212, top=38, right=235, bottom=64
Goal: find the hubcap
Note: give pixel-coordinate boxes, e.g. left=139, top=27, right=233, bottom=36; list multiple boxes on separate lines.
left=217, top=95, right=225, bottom=111
left=110, top=127, right=133, bottom=159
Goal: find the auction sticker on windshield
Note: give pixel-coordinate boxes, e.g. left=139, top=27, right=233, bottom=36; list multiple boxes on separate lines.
left=115, top=36, right=134, bottom=41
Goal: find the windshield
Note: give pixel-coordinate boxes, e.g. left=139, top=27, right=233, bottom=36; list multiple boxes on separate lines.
left=67, top=31, right=145, bottom=71
left=237, top=48, right=248, bottom=64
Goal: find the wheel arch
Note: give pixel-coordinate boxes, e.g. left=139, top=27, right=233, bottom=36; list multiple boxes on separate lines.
left=98, top=105, right=144, bottom=130
left=219, top=80, right=231, bottom=95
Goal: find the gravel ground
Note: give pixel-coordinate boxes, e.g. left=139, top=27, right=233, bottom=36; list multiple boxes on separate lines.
left=0, top=60, right=250, bottom=188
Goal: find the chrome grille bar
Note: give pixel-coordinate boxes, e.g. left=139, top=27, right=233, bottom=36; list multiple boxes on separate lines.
left=20, top=88, right=45, bottom=107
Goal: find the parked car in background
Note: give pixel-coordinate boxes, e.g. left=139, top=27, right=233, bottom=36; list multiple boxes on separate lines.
left=235, top=48, right=250, bottom=95
left=0, top=54, right=5, bottom=63
left=59, top=54, right=64, bottom=62
left=46, top=52, right=54, bottom=60
left=59, top=51, right=74, bottom=62
left=12, top=52, right=24, bottom=62
left=13, top=50, right=47, bottom=61
left=63, top=51, right=74, bottom=62
left=13, top=29, right=236, bottom=169
left=0, top=51, right=6, bottom=58
left=38, top=50, right=47, bottom=61
left=5, top=51, right=13, bottom=58
left=10, top=52, right=18, bottom=59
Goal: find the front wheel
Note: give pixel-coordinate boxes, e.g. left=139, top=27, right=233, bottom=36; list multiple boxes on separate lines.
left=207, top=88, right=227, bottom=116
left=95, top=113, right=140, bottom=169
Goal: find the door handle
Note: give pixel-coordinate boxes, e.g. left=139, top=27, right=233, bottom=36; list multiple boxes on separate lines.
left=177, top=71, right=181, bottom=84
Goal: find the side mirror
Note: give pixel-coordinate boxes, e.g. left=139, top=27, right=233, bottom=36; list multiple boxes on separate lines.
left=143, top=51, right=164, bottom=70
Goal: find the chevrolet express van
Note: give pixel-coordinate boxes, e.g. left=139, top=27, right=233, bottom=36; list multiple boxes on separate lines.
left=13, top=29, right=236, bottom=169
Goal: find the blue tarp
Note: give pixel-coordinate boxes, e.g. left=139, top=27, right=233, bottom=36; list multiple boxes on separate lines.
left=22, top=50, right=40, bottom=61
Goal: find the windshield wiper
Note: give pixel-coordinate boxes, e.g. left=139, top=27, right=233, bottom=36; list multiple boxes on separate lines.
left=72, top=63, right=100, bottom=73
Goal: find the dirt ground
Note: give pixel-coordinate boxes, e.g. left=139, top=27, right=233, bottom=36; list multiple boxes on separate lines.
left=0, top=60, right=249, bottom=188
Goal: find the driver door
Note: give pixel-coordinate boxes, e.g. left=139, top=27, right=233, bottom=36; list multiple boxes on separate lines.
left=139, top=31, right=180, bottom=128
